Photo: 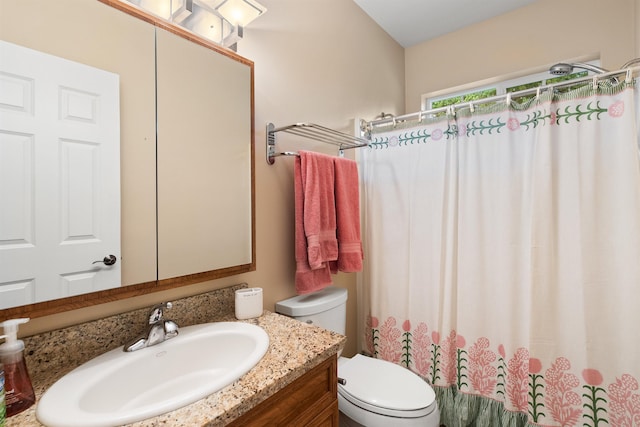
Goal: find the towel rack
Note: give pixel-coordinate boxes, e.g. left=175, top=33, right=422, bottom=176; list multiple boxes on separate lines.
left=266, top=122, right=369, bottom=165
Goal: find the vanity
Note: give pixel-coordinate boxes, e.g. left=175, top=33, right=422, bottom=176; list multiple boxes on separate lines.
left=6, top=284, right=346, bottom=426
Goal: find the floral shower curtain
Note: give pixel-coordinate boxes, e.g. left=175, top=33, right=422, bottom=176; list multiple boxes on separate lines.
left=359, top=80, right=640, bottom=426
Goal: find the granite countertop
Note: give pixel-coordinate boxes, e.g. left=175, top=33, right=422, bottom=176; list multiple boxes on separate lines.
left=7, top=311, right=346, bottom=426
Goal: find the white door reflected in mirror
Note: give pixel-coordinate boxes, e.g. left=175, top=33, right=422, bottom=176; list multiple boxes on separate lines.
left=0, top=41, right=121, bottom=308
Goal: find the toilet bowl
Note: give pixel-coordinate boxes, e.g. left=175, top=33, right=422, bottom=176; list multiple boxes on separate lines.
left=337, top=355, right=439, bottom=427
left=275, top=287, right=440, bottom=426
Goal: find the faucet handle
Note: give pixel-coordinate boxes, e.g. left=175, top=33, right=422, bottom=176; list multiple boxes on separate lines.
left=164, top=320, right=180, bottom=340
left=148, top=302, right=172, bottom=324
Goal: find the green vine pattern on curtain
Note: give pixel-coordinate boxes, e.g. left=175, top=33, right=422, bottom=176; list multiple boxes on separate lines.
left=369, top=99, right=624, bottom=150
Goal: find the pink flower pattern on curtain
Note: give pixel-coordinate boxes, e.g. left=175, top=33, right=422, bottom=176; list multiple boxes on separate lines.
left=468, top=337, right=497, bottom=396
left=360, top=82, right=640, bottom=426
left=366, top=314, right=640, bottom=426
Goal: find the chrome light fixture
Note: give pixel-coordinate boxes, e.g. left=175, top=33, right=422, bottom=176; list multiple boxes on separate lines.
left=216, top=0, right=266, bottom=27
left=127, top=0, right=267, bottom=50
left=172, top=0, right=194, bottom=23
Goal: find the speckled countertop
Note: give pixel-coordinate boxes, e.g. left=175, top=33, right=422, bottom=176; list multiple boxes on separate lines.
left=6, top=284, right=346, bottom=426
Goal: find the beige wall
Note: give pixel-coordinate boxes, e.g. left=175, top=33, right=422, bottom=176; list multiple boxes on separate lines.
left=405, top=0, right=638, bottom=112
left=234, top=0, right=405, bottom=356
left=636, top=0, right=640, bottom=57
left=20, top=0, right=405, bottom=358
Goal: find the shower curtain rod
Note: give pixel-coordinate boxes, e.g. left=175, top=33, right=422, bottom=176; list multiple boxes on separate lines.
left=365, top=66, right=640, bottom=130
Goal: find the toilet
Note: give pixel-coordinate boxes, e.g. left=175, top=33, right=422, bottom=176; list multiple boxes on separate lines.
left=275, top=287, right=440, bottom=427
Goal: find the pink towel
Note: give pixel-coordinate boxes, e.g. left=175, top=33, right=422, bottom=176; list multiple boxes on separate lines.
left=330, top=157, right=363, bottom=273
left=294, top=154, right=333, bottom=294
left=299, top=151, right=338, bottom=269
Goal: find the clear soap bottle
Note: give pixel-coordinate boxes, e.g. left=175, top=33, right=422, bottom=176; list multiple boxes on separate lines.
left=1, top=360, right=5, bottom=426
left=0, top=319, right=35, bottom=417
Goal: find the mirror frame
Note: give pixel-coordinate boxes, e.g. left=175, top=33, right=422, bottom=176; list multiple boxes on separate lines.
left=0, top=0, right=256, bottom=321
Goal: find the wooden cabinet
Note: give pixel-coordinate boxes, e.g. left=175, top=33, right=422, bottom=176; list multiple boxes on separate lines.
left=228, top=355, right=339, bottom=426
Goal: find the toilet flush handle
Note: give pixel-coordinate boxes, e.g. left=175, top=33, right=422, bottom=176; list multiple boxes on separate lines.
left=338, top=377, right=347, bottom=385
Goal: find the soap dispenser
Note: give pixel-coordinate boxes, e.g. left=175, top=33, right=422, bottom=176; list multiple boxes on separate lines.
left=0, top=319, right=35, bottom=417
left=1, top=358, right=5, bottom=426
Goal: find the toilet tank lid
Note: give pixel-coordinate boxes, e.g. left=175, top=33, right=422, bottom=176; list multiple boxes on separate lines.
left=275, top=286, right=347, bottom=317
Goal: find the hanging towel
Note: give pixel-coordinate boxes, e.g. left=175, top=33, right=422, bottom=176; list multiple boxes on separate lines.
left=330, top=157, right=363, bottom=273
left=294, top=154, right=333, bottom=294
left=299, top=151, right=338, bottom=269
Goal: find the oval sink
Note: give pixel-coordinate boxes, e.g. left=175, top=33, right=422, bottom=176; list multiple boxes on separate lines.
left=36, top=322, right=269, bottom=427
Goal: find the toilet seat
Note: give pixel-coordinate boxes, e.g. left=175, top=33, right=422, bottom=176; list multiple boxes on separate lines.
left=337, top=354, right=437, bottom=418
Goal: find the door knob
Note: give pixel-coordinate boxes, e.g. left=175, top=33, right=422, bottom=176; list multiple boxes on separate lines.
left=93, top=255, right=117, bottom=266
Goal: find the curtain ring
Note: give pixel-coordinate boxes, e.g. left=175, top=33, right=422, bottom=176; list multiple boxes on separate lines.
left=626, top=69, right=632, bottom=84
left=506, top=92, right=512, bottom=106
left=536, top=87, right=541, bottom=100
left=469, top=102, right=475, bottom=113
left=447, top=105, right=455, bottom=117
left=418, top=111, right=424, bottom=122
left=392, top=116, right=397, bottom=127
left=592, top=76, right=598, bottom=90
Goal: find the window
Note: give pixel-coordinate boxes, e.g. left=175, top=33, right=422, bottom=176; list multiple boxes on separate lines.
left=431, top=87, right=497, bottom=109
left=422, top=61, right=599, bottom=111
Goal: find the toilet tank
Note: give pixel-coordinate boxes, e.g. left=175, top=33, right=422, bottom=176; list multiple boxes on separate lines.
left=275, top=287, right=348, bottom=335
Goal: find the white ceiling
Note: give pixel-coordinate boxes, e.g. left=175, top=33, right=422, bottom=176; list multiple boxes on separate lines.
left=352, top=0, right=538, bottom=48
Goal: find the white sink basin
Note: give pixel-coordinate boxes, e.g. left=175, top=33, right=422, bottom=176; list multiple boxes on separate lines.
left=36, top=322, right=269, bottom=427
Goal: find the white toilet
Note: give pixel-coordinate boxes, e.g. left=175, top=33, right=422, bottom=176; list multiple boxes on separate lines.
left=275, top=287, right=440, bottom=427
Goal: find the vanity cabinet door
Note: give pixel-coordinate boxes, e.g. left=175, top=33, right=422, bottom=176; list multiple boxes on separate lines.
left=228, top=355, right=338, bottom=426
left=306, top=400, right=339, bottom=427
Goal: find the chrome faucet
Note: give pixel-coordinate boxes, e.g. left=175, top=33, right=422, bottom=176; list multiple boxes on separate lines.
left=124, top=302, right=179, bottom=352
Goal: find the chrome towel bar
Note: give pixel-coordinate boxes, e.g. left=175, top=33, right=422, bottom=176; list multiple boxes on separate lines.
left=266, top=122, right=369, bottom=165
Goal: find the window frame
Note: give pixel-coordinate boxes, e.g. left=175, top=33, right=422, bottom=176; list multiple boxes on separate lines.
left=422, top=60, right=601, bottom=111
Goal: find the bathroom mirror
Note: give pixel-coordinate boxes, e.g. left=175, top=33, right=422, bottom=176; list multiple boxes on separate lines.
left=156, top=27, right=253, bottom=280
left=0, top=0, right=255, bottom=319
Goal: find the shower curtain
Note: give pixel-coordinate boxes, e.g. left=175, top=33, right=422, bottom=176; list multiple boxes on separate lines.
left=359, top=80, right=640, bottom=426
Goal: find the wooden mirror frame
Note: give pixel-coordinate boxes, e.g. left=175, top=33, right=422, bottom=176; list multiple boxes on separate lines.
left=0, top=0, right=255, bottom=321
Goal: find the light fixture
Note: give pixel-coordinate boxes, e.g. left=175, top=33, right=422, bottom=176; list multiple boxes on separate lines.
left=126, top=0, right=266, bottom=50
left=135, top=0, right=172, bottom=20
left=216, top=0, right=267, bottom=27
left=182, top=7, right=227, bottom=44
left=172, top=0, right=193, bottom=23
